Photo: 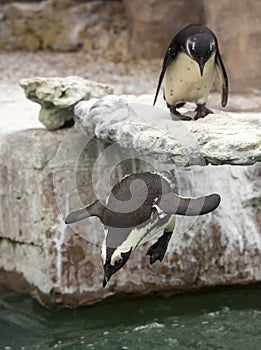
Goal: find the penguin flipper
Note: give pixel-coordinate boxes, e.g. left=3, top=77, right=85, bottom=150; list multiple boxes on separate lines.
left=65, top=200, right=104, bottom=224
left=215, top=49, right=228, bottom=107
left=153, top=44, right=177, bottom=106
left=157, top=192, right=221, bottom=216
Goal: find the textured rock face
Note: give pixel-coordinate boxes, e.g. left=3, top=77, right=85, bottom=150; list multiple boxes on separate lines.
left=0, top=127, right=107, bottom=307
left=0, top=0, right=127, bottom=56
left=0, top=94, right=261, bottom=307
left=0, top=0, right=88, bottom=51
left=123, top=0, right=204, bottom=58
left=20, top=77, right=113, bottom=130
left=75, top=95, right=261, bottom=166
left=203, top=0, right=261, bottom=93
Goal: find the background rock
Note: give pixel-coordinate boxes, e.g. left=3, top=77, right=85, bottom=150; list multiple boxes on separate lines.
left=0, top=0, right=88, bottom=51
left=0, top=0, right=127, bottom=57
left=203, top=0, right=261, bottom=93
left=123, top=0, right=205, bottom=58
left=20, top=76, right=113, bottom=130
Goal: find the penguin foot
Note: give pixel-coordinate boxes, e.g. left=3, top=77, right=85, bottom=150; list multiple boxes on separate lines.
left=168, top=104, right=191, bottom=121
left=194, top=104, right=213, bottom=120
left=146, top=230, right=173, bottom=264
left=171, top=112, right=191, bottom=121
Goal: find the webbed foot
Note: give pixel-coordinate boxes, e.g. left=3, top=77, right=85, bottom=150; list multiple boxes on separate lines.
left=194, top=104, right=213, bottom=120
left=146, top=230, right=173, bottom=264
left=168, top=104, right=191, bottom=121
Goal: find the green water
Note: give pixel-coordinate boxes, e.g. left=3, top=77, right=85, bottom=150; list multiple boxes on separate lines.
left=1, top=286, right=261, bottom=350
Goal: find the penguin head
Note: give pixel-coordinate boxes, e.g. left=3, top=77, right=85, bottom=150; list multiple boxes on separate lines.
left=186, top=33, right=216, bottom=76
left=102, top=243, right=132, bottom=287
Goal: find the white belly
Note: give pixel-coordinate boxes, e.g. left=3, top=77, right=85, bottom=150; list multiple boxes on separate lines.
left=163, top=52, right=216, bottom=105
left=103, top=215, right=176, bottom=262
left=134, top=215, right=176, bottom=248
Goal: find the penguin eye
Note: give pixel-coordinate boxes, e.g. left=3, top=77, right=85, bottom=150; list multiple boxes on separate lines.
left=111, top=255, right=123, bottom=266
left=190, top=46, right=197, bottom=57
left=116, top=257, right=123, bottom=264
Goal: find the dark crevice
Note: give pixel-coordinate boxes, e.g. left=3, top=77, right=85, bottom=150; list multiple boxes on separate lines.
left=0, top=236, right=42, bottom=248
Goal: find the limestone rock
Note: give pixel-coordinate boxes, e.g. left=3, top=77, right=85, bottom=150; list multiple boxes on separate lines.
left=0, top=94, right=261, bottom=308
left=204, top=0, right=261, bottom=94
left=0, top=126, right=107, bottom=307
left=0, top=0, right=128, bottom=59
left=0, top=0, right=88, bottom=51
left=123, top=0, right=204, bottom=58
left=75, top=95, right=261, bottom=166
left=0, top=122, right=261, bottom=307
left=20, top=77, right=113, bottom=130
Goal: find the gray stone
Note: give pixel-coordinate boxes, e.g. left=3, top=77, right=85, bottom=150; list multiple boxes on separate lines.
left=75, top=95, right=261, bottom=166
left=123, top=0, right=204, bottom=58
left=20, top=77, right=113, bottom=130
left=0, top=126, right=107, bottom=307
left=0, top=0, right=128, bottom=60
left=204, top=0, right=261, bottom=94
left=0, top=0, right=88, bottom=51
left=0, top=94, right=261, bottom=308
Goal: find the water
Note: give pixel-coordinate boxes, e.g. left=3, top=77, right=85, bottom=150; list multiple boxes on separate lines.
left=1, top=285, right=261, bottom=350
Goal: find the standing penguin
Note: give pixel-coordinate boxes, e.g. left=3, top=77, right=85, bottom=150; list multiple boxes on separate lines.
left=65, top=172, right=221, bottom=287
left=153, top=24, right=228, bottom=120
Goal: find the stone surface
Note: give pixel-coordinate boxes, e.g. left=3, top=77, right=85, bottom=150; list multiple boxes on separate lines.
left=75, top=95, right=261, bottom=166
left=0, top=0, right=87, bottom=51
left=204, top=0, right=261, bottom=94
left=0, top=126, right=107, bottom=307
left=0, top=94, right=261, bottom=308
left=0, top=0, right=127, bottom=57
left=20, top=76, right=113, bottom=130
left=0, top=124, right=261, bottom=307
left=123, top=0, right=204, bottom=58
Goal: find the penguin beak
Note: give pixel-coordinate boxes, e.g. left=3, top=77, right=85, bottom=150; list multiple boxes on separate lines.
left=103, top=276, right=109, bottom=288
left=198, top=57, right=205, bottom=76
left=102, top=248, right=132, bottom=287
left=103, top=263, right=114, bottom=288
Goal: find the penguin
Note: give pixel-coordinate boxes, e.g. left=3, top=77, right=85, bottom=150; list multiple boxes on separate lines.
left=65, top=172, right=221, bottom=287
left=153, top=24, right=228, bottom=120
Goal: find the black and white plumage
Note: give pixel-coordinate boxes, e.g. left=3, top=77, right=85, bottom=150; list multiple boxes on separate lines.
left=153, top=24, right=228, bottom=120
left=65, top=172, right=221, bottom=287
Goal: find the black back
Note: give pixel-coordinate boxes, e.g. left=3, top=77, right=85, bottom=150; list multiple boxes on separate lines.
left=103, top=172, right=172, bottom=228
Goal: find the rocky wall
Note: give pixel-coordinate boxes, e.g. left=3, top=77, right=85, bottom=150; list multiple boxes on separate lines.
left=0, top=92, right=261, bottom=307
left=0, top=0, right=127, bottom=58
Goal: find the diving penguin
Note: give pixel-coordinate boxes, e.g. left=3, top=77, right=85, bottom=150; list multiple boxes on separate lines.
left=153, top=24, right=228, bottom=120
left=65, top=172, right=221, bottom=287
